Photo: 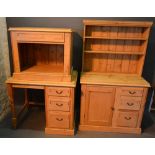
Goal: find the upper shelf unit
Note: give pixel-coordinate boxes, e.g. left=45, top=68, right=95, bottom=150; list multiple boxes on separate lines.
left=9, top=27, right=73, bottom=82
left=82, top=20, right=153, bottom=75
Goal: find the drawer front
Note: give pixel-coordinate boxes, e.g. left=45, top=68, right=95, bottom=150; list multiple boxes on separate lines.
left=47, top=112, right=70, bottom=129
left=118, top=96, right=142, bottom=110
left=47, top=97, right=70, bottom=112
left=46, top=87, right=71, bottom=97
left=15, top=32, right=64, bottom=42
left=120, top=87, right=143, bottom=97
left=116, top=111, right=139, bottom=128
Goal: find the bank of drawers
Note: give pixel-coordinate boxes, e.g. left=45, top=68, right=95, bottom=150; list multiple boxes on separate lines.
left=46, top=87, right=71, bottom=129
left=114, top=87, right=144, bottom=128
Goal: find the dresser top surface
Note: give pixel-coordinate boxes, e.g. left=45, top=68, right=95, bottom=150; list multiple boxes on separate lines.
left=9, top=27, right=72, bottom=33
left=83, top=20, right=153, bottom=27
left=6, top=71, right=77, bottom=87
left=80, top=72, right=150, bottom=87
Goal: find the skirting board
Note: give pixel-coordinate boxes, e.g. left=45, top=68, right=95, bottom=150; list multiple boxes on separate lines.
left=45, top=128, right=74, bottom=136
left=79, top=125, right=141, bottom=134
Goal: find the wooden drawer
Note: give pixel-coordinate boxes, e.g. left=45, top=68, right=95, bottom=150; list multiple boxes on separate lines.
left=118, top=96, right=142, bottom=110
left=46, top=87, right=71, bottom=97
left=47, top=97, right=70, bottom=112
left=15, top=32, right=64, bottom=42
left=120, top=87, right=143, bottom=97
left=47, top=112, right=70, bottom=129
left=115, top=111, right=139, bottom=128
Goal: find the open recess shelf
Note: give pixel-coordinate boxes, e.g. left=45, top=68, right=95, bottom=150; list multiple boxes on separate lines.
left=9, top=27, right=73, bottom=82
left=82, top=20, right=152, bottom=75
left=18, top=43, right=64, bottom=73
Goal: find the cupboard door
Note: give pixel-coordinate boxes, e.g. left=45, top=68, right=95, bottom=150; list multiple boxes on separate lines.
left=85, top=86, right=115, bottom=126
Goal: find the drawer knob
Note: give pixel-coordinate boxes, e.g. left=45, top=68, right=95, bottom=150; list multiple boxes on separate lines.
left=56, top=103, right=63, bottom=107
left=56, top=90, right=63, bottom=94
left=56, top=118, right=63, bottom=121
left=111, top=107, right=115, bottom=111
left=124, top=116, right=131, bottom=120
left=129, top=91, right=136, bottom=95
left=127, top=102, right=134, bottom=106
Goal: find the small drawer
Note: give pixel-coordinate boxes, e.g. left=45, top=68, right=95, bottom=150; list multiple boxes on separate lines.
left=15, top=32, right=64, bottom=42
left=118, top=96, right=142, bottom=110
left=116, top=111, right=139, bottom=128
left=46, top=87, right=71, bottom=97
left=47, top=112, right=70, bottom=129
left=47, top=97, right=70, bottom=112
left=120, top=87, right=143, bottom=97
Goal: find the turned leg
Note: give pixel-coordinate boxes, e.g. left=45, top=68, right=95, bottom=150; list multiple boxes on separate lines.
left=7, top=84, right=17, bottom=129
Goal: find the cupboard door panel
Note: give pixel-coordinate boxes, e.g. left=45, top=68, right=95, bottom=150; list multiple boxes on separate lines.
left=85, top=86, right=115, bottom=126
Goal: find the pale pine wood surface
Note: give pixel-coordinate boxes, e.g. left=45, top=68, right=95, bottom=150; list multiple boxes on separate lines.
left=80, top=72, right=150, bottom=87
left=83, top=20, right=152, bottom=75
left=9, top=28, right=73, bottom=82
left=80, top=84, right=149, bottom=134
left=9, top=27, right=72, bottom=32
left=6, top=71, right=77, bottom=87
left=83, top=20, right=153, bottom=27
left=84, top=86, right=115, bottom=126
left=21, top=65, right=63, bottom=73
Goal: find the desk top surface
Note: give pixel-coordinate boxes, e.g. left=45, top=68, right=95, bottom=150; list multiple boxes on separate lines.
left=6, top=71, right=77, bottom=88
left=80, top=72, right=150, bottom=87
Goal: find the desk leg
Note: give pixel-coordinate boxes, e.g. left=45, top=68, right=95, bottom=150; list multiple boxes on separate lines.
left=7, top=84, right=17, bottom=129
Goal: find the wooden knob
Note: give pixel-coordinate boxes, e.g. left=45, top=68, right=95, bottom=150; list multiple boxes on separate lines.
left=111, top=107, right=114, bottom=111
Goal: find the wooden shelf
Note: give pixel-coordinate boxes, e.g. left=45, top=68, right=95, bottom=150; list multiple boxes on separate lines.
left=21, top=64, right=64, bottom=73
left=84, top=36, right=147, bottom=41
left=84, top=50, right=144, bottom=55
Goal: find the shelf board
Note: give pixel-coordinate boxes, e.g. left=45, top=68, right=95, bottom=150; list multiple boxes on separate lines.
left=84, top=50, right=144, bottom=55
left=21, top=64, right=64, bottom=73
left=84, top=36, right=147, bottom=41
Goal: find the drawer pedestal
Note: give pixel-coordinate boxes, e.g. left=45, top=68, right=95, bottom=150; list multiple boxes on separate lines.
left=45, top=86, right=75, bottom=135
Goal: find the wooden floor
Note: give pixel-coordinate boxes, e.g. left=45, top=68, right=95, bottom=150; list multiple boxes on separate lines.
left=0, top=106, right=155, bottom=138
